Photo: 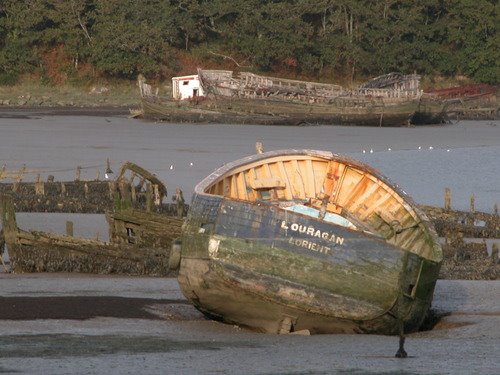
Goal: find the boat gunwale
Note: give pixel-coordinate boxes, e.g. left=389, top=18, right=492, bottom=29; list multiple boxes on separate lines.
left=191, top=149, right=442, bottom=263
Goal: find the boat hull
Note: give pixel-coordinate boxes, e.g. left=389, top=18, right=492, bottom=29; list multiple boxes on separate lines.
left=179, top=194, right=441, bottom=334
left=141, top=97, right=418, bottom=127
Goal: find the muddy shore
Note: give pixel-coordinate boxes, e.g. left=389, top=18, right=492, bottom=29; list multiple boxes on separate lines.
left=0, top=274, right=498, bottom=375
left=0, top=105, right=132, bottom=118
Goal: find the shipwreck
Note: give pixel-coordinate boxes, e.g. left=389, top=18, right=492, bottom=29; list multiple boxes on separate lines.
left=173, top=149, right=443, bottom=335
left=140, top=70, right=423, bottom=126
left=0, top=162, right=185, bottom=276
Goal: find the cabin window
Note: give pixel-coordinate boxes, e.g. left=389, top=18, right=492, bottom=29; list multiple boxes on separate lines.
left=183, top=81, right=189, bottom=86
left=193, top=88, right=199, bottom=97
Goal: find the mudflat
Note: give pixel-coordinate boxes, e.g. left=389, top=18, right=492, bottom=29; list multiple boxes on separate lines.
left=0, top=274, right=498, bottom=375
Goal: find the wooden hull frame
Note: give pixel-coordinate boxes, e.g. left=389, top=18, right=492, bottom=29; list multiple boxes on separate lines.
left=178, top=150, right=442, bottom=334
left=141, top=96, right=419, bottom=127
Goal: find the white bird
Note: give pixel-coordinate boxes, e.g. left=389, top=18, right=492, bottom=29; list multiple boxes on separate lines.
left=388, top=147, right=391, bottom=151
left=446, top=149, right=450, bottom=152
left=190, top=162, right=193, bottom=166
left=362, top=150, right=366, bottom=154
left=418, top=146, right=422, bottom=150
left=369, top=149, right=373, bottom=154
left=429, top=146, right=433, bottom=150
left=170, top=165, right=174, bottom=170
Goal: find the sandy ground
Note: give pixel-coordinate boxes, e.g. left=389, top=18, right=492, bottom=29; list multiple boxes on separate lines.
left=0, top=274, right=498, bottom=375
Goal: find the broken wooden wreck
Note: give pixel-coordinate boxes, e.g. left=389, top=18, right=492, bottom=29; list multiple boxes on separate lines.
left=0, top=162, right=185, bottom=276
left=173, top=149, right=443, bottom=335
left=140, top=71, right=423, bottom=126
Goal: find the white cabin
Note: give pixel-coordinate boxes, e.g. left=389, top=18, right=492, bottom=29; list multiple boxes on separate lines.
left=172, top=75, right=204, bottom=100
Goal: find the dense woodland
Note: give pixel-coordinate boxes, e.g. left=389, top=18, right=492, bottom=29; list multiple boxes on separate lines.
left=0, top=0, right=498, bottom=86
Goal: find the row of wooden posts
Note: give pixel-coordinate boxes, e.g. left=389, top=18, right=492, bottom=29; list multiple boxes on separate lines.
left=0, top=159, right=113, bottom=183
left=444, top=187, right=498, bottom=215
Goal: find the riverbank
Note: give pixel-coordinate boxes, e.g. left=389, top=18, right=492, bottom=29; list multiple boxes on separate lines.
left=0, top=81, right=140, bottom=109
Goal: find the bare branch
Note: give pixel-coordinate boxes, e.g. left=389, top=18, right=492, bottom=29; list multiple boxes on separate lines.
left=71, top=1, right=93, bottom=44
left=208, top=51, right=252, bottom=68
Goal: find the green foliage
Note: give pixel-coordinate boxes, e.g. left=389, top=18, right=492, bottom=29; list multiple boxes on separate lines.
left=0, top=0, right=497, bottom=83
left=0, top=71, right=18, bottom=85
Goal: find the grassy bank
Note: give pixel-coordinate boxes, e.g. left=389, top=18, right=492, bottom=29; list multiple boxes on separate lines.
left=0, top=79, right=141, bottom=108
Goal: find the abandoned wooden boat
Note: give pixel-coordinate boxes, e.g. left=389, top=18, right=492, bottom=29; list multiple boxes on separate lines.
left=0, top=162, right=185, bottom=275
left=412, top=84, right=499, bottom=124
left=140, top=71, right=423, bottom=126
left=174, top=149, right=442, bottom=335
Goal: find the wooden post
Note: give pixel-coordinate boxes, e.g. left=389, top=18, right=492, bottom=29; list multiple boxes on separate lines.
left=153, top=184, right=160, bottom=206
left=84, top=182, right=89, bottom=198
left=0, top=194, right=19, bottom=264
left=492, top=243, right=499, bottom=265
left=470, top=194, right=475, bottom=213
left=75, top=166, right=81, bottom=182
left=16, top=164, right=26, bottom=182
left=60, top=182, right=66, bottom=196
left=66, top=221, right=74, bottom=237
left=175, top=188, right=186, bottom=217
left=494, top=203, right=498, bottom=216
left=118, top=180, right=132, bottom=209
left=255, top=142, right=264, bottom=154
left=35, top=179, right=45, bottom=196
left=444, top=188, right=451, bottom=210
left=146, top=183, right=152, bottom=212
left=131, top=184, right=136, bottom=203
left=109, top=181, right=116, bottom=199
left=95, top=170, right=100, bottom=181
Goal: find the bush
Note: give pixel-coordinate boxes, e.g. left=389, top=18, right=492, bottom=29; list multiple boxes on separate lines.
left=0, top=71, right=19, bottom=86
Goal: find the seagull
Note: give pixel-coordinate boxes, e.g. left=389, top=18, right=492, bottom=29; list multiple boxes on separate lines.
left=190, top=162, right=193, bottom=166
left=429, top=146, right=433, bottom=150
left=170, top=165, right=174, bottom=170
left=370, top=149, right=373, bottom=154
left=388, top=147, right=392, bottom=151
left=446, top=149, right=450, bottom=152
left=418, top=146, right=422, bottom=150
left=362, top=150, right=366, bottom=154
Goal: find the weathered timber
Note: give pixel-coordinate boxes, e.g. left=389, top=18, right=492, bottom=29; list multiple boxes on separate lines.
left=0, top=162, right=187, bottom=276
left=140, top=70, right=423, bottom=126
left=177, top=149, right=442, bottom=335
left=0, top=180, right=188, bottom=214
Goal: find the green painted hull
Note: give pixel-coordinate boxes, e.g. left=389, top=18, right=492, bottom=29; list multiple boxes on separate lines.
left=179, top=196, right=440, bottom=334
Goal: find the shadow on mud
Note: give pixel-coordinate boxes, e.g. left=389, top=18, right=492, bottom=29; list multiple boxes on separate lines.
left=0, top=296, right=204, bottom=321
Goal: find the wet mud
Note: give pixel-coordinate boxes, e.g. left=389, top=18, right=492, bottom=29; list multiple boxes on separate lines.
left=0, top=296, right=194, bottom=320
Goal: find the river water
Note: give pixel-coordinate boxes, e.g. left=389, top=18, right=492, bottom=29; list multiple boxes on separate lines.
left=0, top=112, right=499, bottom=374
left=0, top=114, right=499, bottom=211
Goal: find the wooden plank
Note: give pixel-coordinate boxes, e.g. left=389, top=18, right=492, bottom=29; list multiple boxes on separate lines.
left=277, top=161, right=293, bottom=201
left=291, top=159, right=306, bottom=199
left=304, top=159, right=316, bottom=198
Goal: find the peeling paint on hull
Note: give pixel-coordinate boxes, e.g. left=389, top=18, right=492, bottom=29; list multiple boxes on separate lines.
left=178, top=150, right=442, bottom=334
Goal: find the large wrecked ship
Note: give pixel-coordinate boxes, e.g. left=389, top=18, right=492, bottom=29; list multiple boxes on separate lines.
left=173, top=150, right=443, bottom=334
left=140, top=71, right=422, bottom=126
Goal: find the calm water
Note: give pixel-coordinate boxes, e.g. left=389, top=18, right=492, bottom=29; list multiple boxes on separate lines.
left=0, top=115, right=498, bottom=211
